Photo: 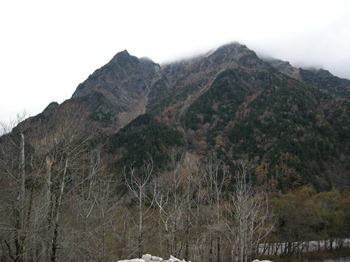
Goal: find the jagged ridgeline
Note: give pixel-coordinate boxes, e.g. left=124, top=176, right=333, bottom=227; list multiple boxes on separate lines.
left=2, top=42, right=350, bottom=191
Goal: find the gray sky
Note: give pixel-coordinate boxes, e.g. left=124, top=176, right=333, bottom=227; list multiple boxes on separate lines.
left=1, top=0, right=350, bottom=123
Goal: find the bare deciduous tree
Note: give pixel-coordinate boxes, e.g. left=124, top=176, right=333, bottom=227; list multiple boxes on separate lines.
left=153, top=149, right=186, bottom=258
left=0, top=107, right=94, bottom=261
left=123, top=157, right=156, bottom=258
left=204, top=153, right=229, bottom=262
left=0, top=112, right=32, bottom=262
left=226, top=160, right=274, bottom=262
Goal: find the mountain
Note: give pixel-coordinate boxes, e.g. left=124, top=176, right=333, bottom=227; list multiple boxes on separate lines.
left=2, top=42, right=350, bottom=191
left=267, top=58, right=350, bottom=98
left=72, top=50, right=161, bottom=129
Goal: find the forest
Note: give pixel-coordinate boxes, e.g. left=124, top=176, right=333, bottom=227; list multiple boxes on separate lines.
left=0, top=115, right=349, bottom=262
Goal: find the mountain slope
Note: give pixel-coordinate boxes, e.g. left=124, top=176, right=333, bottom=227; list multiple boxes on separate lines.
left=177, top=63, right=350, bottom=190
left=2, top=42, right=350, bottom=191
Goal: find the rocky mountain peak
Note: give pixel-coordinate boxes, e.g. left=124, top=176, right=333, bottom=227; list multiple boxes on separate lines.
left=213, top=42, right=252, bottom=58
left=114, top=49, right=130, bottom=60
left=208, top=42, right=265, bottom=69
left=72, top=49, right=160, bottom=97
left=65, top=49, right=162, bottom=131
left=109, top=49, right=139, bottom=66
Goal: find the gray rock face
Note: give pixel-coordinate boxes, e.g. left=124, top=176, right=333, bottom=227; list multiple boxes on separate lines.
left=73, top=50, right=160, bottom=98
left=62, top=50, right=162, bottom=131
left=265, top=58, right=301, bottom=80
left=72, top=50, right=160, bottom=114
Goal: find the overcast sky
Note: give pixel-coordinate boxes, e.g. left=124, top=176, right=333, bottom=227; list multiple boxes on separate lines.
left=1, top=0, right=350, bottom=123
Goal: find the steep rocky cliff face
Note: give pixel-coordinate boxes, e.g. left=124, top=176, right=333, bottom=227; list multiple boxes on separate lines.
left=71, top=50, right=161, bottom=130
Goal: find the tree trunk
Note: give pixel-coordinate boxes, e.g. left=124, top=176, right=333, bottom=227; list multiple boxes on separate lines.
left=216, top=235, right=221, bottom=262
left=15, top=132, right=26, bottom=262
left=209, top=237, right=213, bottom=262
left=50, top=158, right=68, bottom=261
left=185, top=212, right=189, bottom=261
left=138, top=188, right=143, bottom=258
left=38, top=156, right=53, bottom=261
